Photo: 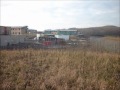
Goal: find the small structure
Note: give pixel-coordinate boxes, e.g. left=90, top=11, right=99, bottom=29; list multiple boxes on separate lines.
left=39, top=37, right=57, bottom=46
left=39, top=36, right=65, bottom=46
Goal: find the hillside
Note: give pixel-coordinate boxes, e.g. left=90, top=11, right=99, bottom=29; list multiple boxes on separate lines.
left=76, top=25, right=120, bottom=36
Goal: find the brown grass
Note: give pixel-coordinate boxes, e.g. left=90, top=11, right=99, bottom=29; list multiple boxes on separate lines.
left=0, top=49, right=120, bottom=90
left=104, top=36, right=120, bottom=41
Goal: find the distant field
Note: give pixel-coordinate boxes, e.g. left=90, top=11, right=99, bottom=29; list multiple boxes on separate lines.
left=90, top=36, right=120, bottom=53
left=0, top=49, right=120, bottom=90
left=104, top=36, right=120, bottom=41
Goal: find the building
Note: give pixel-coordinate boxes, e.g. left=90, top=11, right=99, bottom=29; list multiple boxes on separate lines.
left=26, top=29, right=37, bottom=40
left=57, top=29, right=77, bottom=35
left=39, top=36, right=65, bottom=46
left=0, top=26, right=27, bottom=47
left=11, top=26, right=28, bottom=35
left=44, top=29, right=77, bottom=35
left=0, top=35, right=26, bottom=47
left=44, top=29, right=77, bottom=40
left=28, top=29, right=37, bottom=35
left=0, top=26, right=11, bottom=35
left=36, top=31, right=44, bottom=40
left=44, top=29, right=57, bottom=35
left=55, top=35, right=69, bottom=40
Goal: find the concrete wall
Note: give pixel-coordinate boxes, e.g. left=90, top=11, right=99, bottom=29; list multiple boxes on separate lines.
left=0, top=35, right=26, bottom=46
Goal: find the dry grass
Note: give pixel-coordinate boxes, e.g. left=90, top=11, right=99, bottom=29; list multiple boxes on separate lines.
left=0, top=49, right=120, bottom=90
left=104, top=36, right=120, bottom=41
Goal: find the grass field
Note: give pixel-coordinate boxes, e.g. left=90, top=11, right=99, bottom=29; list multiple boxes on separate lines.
left=0, top=49, right=120, bottom=90
left=90, top=36, right=120, bottom=53
left=104, top=36, right=120, bottom=41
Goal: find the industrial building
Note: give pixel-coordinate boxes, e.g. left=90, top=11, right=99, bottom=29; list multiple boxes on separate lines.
left=0, top=26, right=28, bottom=47
left=0, top=25, right=86, bottom=49
left=39, top=36, right=65, bottom=46
left=44, top=29, right=77, bottom=40
left=44, top=29, right=77, bottom=35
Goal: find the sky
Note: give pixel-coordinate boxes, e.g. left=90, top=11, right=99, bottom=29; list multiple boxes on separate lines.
left=0, top=0, right=120, bottom=31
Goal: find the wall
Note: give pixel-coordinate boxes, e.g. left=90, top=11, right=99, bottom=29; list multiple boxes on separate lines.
left=0, top=35, right=26, bottom=46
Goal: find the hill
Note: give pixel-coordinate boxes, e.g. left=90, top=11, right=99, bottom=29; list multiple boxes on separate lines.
left=75, top=25, right=120, bottom=36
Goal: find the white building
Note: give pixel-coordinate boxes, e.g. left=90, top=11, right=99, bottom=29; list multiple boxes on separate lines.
left=55, top=35, right=69, bottom=41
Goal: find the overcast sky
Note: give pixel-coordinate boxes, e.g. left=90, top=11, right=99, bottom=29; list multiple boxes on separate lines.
left=1, top=0, right=120, bottom=31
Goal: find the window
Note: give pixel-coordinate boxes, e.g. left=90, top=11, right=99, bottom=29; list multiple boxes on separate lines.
left=13, top=32, right=14, bottom=34
left=19, top=32, right=20, bottom=34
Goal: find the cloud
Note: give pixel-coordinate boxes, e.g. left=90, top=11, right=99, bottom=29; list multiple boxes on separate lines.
left=1, top=0, right=120, bottom=30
